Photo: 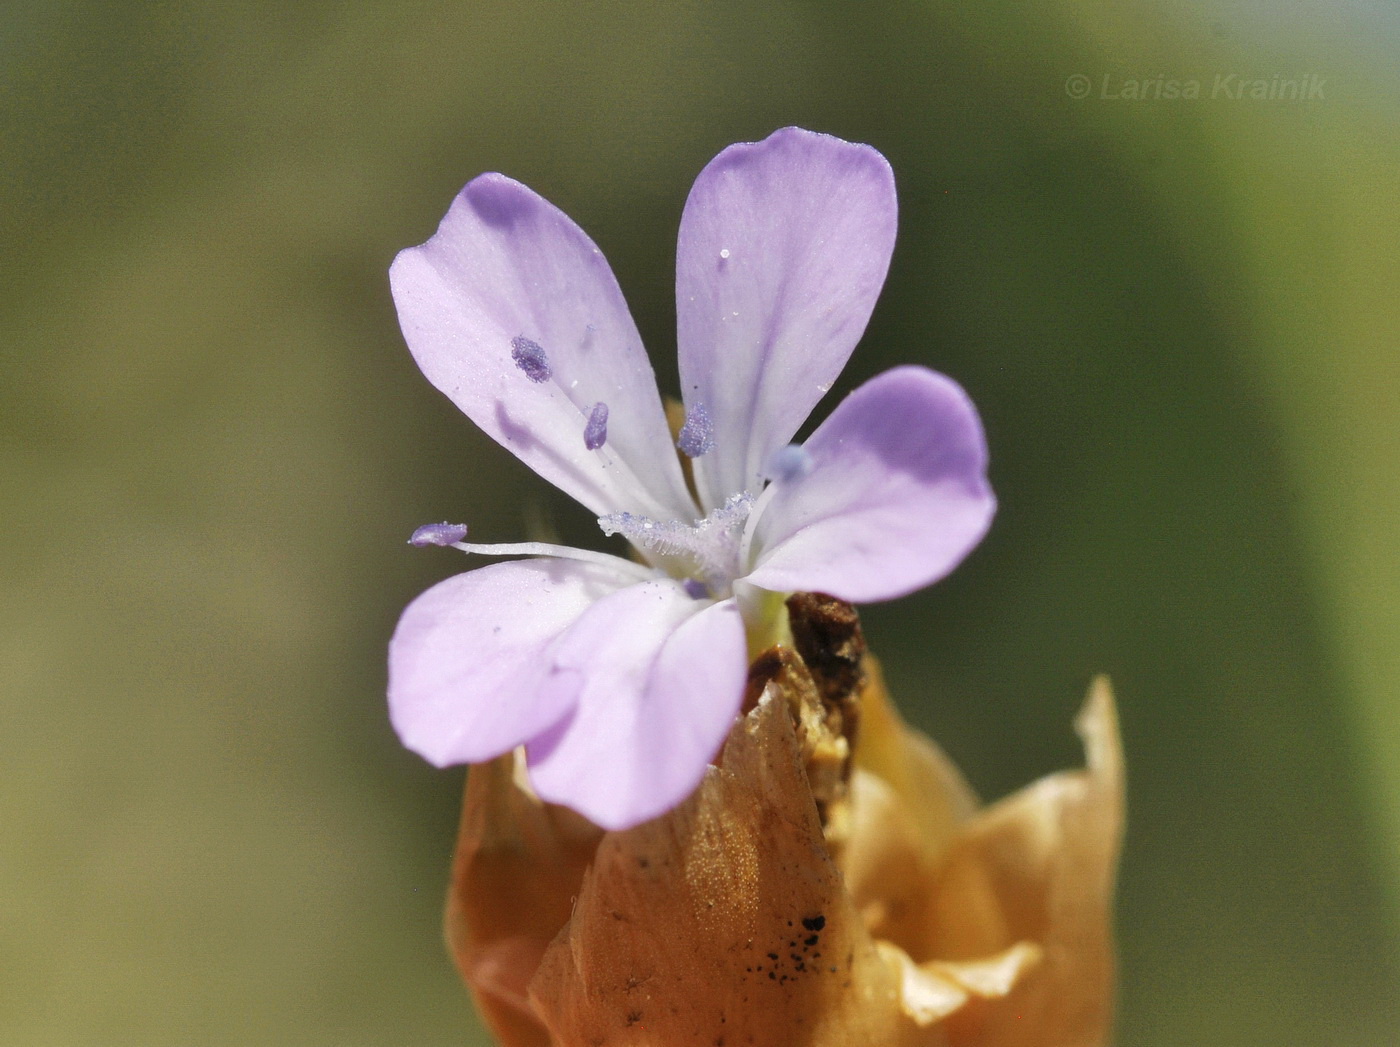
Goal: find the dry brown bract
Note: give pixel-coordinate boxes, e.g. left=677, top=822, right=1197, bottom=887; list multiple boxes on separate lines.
left=446, top=606, right=1123, bottom=1047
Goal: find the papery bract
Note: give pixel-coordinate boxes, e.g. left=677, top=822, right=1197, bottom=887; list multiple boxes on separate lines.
left=444, top=640, right=1124, bottom=1047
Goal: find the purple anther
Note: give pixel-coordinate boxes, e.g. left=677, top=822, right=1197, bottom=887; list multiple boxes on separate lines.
left=682, top=578, right=711, bottom=600
left=584, top=401, right=609, bottom=450
left=766, top=443, right=814, bottom=483
left=510, top=336, right=551, bottom=382
left=409, top=522, right=469, bottom=547
left=676, top=402, right=716, bottom=458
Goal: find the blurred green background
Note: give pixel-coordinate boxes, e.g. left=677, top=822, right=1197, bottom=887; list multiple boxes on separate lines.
left=4, top=0, right=1397, bottom=1043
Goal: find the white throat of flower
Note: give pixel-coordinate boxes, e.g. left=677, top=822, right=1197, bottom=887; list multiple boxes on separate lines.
left=598, top=492, right=755, bottom=599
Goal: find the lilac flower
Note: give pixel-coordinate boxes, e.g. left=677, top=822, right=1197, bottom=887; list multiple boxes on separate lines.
left=388, top=128, right=995, bottom=830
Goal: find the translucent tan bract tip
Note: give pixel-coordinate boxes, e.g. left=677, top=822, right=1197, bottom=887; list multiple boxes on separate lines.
left=446, top=651, right=1123, bottom=1047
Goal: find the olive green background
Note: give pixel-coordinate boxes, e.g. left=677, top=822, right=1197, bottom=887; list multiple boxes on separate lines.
left=4, top=1, right=1398, bottom=1044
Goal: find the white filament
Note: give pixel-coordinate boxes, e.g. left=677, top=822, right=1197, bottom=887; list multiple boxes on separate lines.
left=451, top=540, right=656, bottom=582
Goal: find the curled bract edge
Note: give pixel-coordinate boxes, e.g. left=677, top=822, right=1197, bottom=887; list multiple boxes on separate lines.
left=445, top=648, right=1123, bottom=1047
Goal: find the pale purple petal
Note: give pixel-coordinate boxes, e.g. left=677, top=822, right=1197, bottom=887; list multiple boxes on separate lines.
left=391, top=174, right=695, bottom=520
left=744, top=366, right=994, bottom=603
left=387, top=558, right=635, bottom=767
left=676, top=127, right=898, bottom=508
left=525, top=584, right=747, bottom=830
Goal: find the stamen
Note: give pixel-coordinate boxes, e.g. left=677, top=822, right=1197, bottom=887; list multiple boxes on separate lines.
left=449, top=539, right=656, bottom=582
left=677, top=402, right=716, bottom=458
left=584, top=401, right=609, bottom=450
left=510, top=336, right=552, bottom=383
left=682, top=578, right=711, bottom=600
left=409, top=522, right=469, bottom=547
left=765, top=443, right=813, bottom=483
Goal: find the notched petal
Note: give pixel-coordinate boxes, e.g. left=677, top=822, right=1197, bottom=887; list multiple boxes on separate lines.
left=677, top=127, right=899, bottom=507
left=390, top=172, right=694, bottom=519
left=387, top=559, right=635, bottom=767
left=525, top=588, right=747, bottom=830
left=747, top=365, right=996, bottom=603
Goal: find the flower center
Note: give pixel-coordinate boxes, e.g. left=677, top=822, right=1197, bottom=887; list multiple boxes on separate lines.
left=598, top=492, right=754, bottom=598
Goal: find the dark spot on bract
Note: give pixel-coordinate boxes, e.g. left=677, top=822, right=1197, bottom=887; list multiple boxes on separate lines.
left=802, top=915, right=826, bottom=932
